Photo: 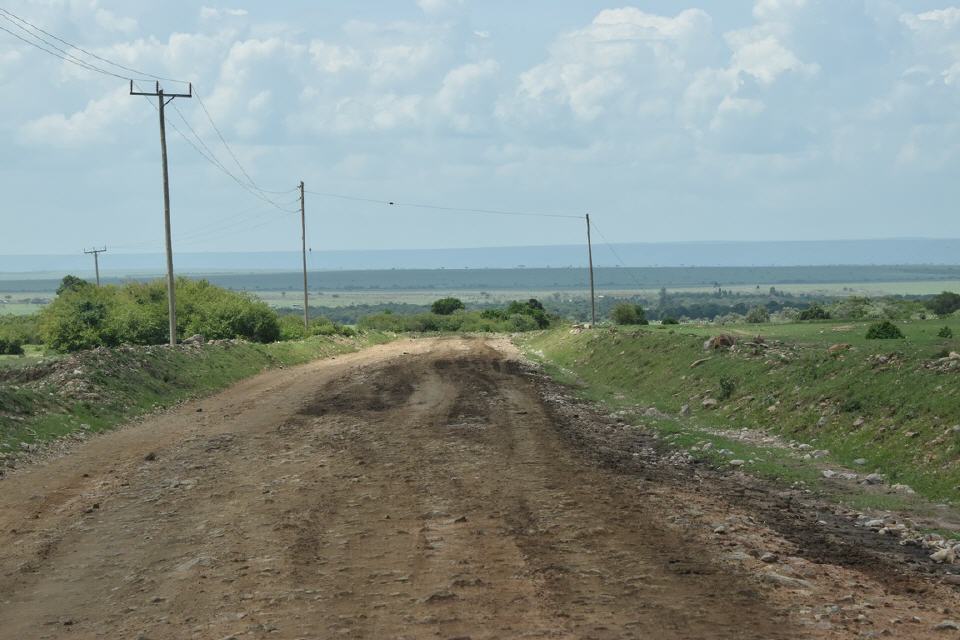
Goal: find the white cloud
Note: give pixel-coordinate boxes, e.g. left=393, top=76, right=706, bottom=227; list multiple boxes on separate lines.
left=416, top=0, right=464, bottom=15
left=19, top=87, right=139, bottom=146
left=200, top=7, right=249, bottom=20
left=727, top=33, right=819, bottom=84
left=94, top=7, right=137, bottom=33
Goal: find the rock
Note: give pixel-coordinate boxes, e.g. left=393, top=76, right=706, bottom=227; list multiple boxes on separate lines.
left=864, top=473, right=884, bottom=485
left=762, top=572, right=812, bottom=590
left=689, top=357, right=712, bottom=368
left=701, top=398, right=719, bottom=409
left=183, top=334, right=205, bottom=345
left=729, top=460, right=746, bottom=467
left=817, top=417, right=828, bottom=428
left=942, top=574, right=960, bottom=586
left=812, top=450, right=830, bottom=459
left=828, top=343, right=852, bottom=354
left=144, top=452, right=157, bottom=461
left=853, top=458, right=867, bottom=466
left=679, top=404, right=691, bottom=417
left=931, top=548, right=957, bottom=564
left=713, top=525, right=727, bottom=534
left=704, top=334, right=737, bottom=351
left=822, top=470, right=837, bottom=479
left=422, top=590, right=457, bottom=603
left=934, top=620, right=960, bottom=631
left=891, top=483, right=915, bottom=495
left=853, top=417, right=865, bottom=428
left=760, top=552, right=779, bottom=563
left=864, top=519, right=885, bottom=529
left=797, top=444, right=814, bottom=451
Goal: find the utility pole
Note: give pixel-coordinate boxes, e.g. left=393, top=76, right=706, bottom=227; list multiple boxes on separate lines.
left=130, top=80, right=192, bottom=346
left=299, top=181, right=309, bottom=330
left=83, top=246, right=107, bottom=286
left=586, top=214, right=597, bottom=327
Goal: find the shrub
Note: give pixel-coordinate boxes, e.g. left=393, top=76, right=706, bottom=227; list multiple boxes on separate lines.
left=661, top=317, right=679, bottom=325
left=865, top=320, right=905, bottom=340
left=431, top=297, right=465, bottom=315
left=278, top=314, right=308, bottom=341
left=938, top=326, right=954, bottom=339
left=745, top=306, right=770, bottom=324
left=0, top=314, right=41, bottom=345
left=718, top=376, right=736, bottom=400
left=0, top=336, right=24, bottom=355
left=40, top=277, right=281, bottom=352
left=56, top=274, right=91, bottom=296
left=505, top=299, right=550, bottom=328
left=798, top=304, right=831, bottom=321
left=611, top=303, right=648, bottom=326
left=927, top=291, right=960, bottom=316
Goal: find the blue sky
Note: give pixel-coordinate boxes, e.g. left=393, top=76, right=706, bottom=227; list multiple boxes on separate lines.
left=1, top=0, right=959, bottom=257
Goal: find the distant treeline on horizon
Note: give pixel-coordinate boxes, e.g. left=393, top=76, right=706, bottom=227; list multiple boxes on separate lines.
left=3, top=264, right=960, bottom=295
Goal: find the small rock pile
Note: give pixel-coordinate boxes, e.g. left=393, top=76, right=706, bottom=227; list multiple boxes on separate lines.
left=856, top=515, right=960, bottom=565
left=924, top=351, right=960, bottom=373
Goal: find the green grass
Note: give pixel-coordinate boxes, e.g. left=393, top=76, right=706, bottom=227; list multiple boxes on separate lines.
left=520, top=318, right=960, bottom=503
left=0, top=332, right=393, bottom=457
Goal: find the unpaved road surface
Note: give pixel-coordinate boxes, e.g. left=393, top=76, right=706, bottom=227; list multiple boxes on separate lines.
left=1, top=337, right=958, bottom=639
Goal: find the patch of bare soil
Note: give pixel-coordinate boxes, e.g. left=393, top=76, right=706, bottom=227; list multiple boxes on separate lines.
left=0, top=336, right=957, bottom=639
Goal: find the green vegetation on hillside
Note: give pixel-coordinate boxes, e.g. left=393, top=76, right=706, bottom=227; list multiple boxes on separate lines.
left=520, top=317, right=960, bottom=502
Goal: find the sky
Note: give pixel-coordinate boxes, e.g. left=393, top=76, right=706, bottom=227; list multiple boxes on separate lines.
left=1, top=0, right=959, bottom=258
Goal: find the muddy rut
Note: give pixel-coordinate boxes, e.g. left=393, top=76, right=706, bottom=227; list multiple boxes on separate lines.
left=0, top=337, right=957, bottom=639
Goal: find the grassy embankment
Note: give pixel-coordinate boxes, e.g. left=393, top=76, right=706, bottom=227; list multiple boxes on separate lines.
left=0, top=333, right=392, bottom=459
left=519, top=318, right=960, bottom=509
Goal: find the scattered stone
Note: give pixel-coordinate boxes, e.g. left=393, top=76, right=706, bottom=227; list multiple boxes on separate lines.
left=853, top=417, right=865, bottom=428
left=864, top=474, right=885, bottom=485
left=702, top=398, right=719, bottom=410
left=931, top=548, right=957, bottom=564
left=822, top=470, right=837, bottom=479
left=817, top=417, right=828, bottom=428
left=891, top=483, right=915, bottom=495
left=853, top=458, right=867, bottom=466
left=934, top=620, right=960, bottom=631
left=144, top=452, right=157, bottom=462
left=761, top=572, right=811, bottom=590
left=422, top=590, right=457, bottom=603
left=942, top=574, right=960, bottom=586
left=729, top=460, right=746, bottom=467
left=760, top=552, right=779, bottom=563
left=812, top=450, right=830, bottom=459
left=689, top=357, right=712, bottom=368
left=679, top=404, right=691, bottom=417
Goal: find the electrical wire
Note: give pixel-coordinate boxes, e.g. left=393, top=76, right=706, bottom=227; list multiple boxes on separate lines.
left=588, top=218, right=648, bottom=290
left=0, top=7, right=188, bottom=84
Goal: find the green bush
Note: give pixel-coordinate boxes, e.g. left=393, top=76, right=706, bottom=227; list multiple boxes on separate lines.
left=938, top=326, right=954, bottom=339
left=718, top=376, right=736, bottom=400
left=431, top=297, right=465, bottom=315
left=798, top=304, right=831, bottom=321
left=357, top=299, right=551, bottom=334
left=40, top=277, right=281, bottom=352
left=865, top=320, right=905, bottom=340
left=661, top=317, right=679, bottom=325
left=611, top=303, right=648, bottom=326
left=0, top=314, right=42, bottom=345
left=927, top=291, right=960, bottom=316
left=745, top=305, right=770, bottom=324
left=0, top=336, right=24, bottom=355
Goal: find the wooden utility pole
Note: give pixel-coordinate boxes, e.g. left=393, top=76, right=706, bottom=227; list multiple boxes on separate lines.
left=83, top=247, right=107, bottom=286
left=299, top=181, right=309, bottom=330
left=130, top=81, right=192, bottom=346
left=586, top=214, right=596, bottom=327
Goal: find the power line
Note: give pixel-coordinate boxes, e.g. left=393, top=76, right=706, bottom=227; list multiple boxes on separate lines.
left=303, top=189, right=582, bottom=220
left=588, top=218, right=648, bottom=291
left=0, top=7, right=188, bottom=84
left=0, top=20, right=130, bottom=80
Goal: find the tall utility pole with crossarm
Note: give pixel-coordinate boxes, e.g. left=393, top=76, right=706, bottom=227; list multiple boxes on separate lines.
left=83, top=247, right=106, bottom=286
left=130, top=80, right=192, bottom=346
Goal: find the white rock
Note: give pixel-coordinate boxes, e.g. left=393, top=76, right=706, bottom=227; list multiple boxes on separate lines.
left=930, top=548, right=957, bottom=564
left=864, top=473, right=884, bottom=485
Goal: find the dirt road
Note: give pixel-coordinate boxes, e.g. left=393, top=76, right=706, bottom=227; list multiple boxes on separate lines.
left=1, top=337, right=957, bottom=639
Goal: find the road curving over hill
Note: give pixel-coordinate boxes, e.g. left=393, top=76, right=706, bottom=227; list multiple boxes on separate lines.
left=0, top=336, right=957, bottom=639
